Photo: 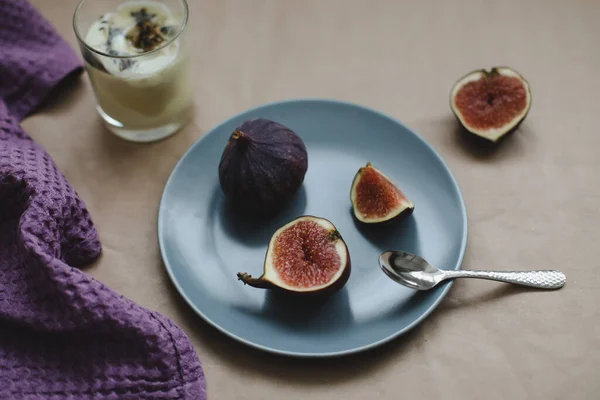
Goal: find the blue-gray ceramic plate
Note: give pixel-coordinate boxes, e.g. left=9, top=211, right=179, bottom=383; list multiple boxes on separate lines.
left=158, top=99, right=467, bottom=357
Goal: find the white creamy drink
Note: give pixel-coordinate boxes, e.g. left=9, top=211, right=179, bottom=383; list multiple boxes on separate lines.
left=82, top=1, right=192, bottom=141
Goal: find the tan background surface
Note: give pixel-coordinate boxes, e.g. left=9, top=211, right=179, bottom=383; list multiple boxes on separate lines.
left=25, top=0, right=600, bottom=399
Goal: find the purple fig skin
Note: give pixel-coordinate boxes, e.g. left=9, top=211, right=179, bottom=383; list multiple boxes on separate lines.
left=218, top=118, right=308, bottom=216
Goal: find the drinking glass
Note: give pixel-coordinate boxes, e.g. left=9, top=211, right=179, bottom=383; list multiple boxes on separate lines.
left=73, top=0, right=192, bottom=142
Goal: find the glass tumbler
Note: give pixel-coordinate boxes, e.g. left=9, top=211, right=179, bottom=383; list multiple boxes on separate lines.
left=73, top=0, right=192, bottom=142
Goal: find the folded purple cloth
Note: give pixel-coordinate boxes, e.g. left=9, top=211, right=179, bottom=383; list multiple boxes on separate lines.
left=0, top=1, right=206, bottom=398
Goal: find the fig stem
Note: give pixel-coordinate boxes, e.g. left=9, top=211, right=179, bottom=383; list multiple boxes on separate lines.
left=237, top=272, right=272, bottom=289
left=482, top=67, right=500, bottom=78
left=231, top=130, right=244, bottom=140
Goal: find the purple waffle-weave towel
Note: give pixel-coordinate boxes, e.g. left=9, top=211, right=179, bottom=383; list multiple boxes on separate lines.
left=0, top=1, right=206, bottom=399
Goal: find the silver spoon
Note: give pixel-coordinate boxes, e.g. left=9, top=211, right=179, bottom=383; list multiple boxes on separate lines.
left=379, top=251, right=566, bottom=291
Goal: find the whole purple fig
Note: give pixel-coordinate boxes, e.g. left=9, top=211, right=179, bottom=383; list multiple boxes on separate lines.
left=218, top=118, right=308, bottom=216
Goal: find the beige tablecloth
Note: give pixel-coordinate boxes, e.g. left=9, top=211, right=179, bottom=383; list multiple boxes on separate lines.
left=26, top=1, right=600, bottom=399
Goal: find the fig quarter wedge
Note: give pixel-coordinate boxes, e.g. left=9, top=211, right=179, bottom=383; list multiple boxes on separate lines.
left=450, top=66, right=532, bottom=142
left=237, top=216, right=351, bottom=296
left=350, top=162, right=414, bottom=224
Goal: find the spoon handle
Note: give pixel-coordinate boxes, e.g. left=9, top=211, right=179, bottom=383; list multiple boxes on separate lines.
left=443, top=270, right=566, bottom=289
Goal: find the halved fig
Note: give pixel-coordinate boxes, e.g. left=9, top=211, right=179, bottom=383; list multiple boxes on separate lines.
left=450, top=66, right=531, bottom=142
left=237, top=216, right=351, bottom=296
left=350, top=162, right=414, bottom=224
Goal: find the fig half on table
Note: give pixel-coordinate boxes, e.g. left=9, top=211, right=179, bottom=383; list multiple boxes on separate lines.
left=237, top=216, right=351, bottom=297
left=450, top=66, right=532, bottom=142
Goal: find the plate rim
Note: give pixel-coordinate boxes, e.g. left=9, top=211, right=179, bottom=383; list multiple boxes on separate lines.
left=157, top=98, right=468, bottom=358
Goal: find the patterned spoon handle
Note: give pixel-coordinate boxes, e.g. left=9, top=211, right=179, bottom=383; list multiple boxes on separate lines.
left=443, top=270, right=566, bottom=289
